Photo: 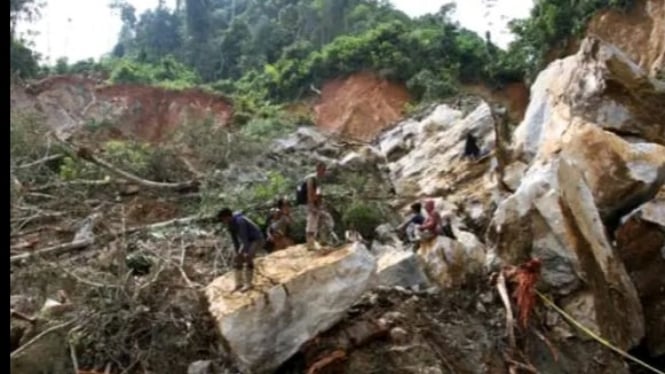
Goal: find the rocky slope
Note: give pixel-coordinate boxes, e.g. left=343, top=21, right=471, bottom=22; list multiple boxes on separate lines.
left=204, top=35, right=664, bottom=373
left=10, top=2, right=665, bottom=372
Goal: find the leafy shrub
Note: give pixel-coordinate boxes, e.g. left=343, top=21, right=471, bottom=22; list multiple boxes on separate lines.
left=342, top=202, right=384, bottom=241
left=58, top=156, right=98, bottom=181
left=110, top=59, right=155, bottom=84
left=406, top=69, right=459, bottom=102
left=251, top=171, right=291, bottom=203
left=103, top=140, right=151, bottom=175
left=241, top=117, right=295, bottom=141
left=10, top=38, right=40, bottom=79
left=109, top=57, right=200, bottom=88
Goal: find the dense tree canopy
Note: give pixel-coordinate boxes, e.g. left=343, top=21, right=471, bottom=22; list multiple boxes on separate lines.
left=10, top=0, right=635, bottom=104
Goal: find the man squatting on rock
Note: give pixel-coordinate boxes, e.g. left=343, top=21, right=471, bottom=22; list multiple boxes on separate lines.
left=217, top=208, right=265, bottom=292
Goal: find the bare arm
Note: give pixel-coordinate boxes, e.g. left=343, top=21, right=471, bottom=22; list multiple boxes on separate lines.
left=307, top=177, right=317, bottom=207
left=420, top=213, right=440, bottom=231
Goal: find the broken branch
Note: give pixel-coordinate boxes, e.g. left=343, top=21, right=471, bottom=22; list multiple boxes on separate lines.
left=11, top=214, right=214, bottom=264
left=29, top=178, right=113, bottom=192
left=11, top=239, right=93, bottom=264
left=496, top=271, right=517, bottom=350
left=10, top=318, right=77, bottom=359
left=15, top=153, right=64, bottom=170
left=52, top=136, right=198, bottom=190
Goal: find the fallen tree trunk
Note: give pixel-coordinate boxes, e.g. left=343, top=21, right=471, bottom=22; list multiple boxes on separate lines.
left=10, top=239, right=93, bottom=264
left=29, top=178, right=113, bottom=192
left=113, top=214, right=212, bottom=237
left=52, top=136, right=199, bottom=191
left=10, top=214, right=214, bottom=265
left=15, top=154, right=64, bottom=170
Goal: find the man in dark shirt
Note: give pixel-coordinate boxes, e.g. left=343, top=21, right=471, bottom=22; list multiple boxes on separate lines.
left=397, top=202, right=425, bottom=242
left=218, top=208, right=265, bottom=292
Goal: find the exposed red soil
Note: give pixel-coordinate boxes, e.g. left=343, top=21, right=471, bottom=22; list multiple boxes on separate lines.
left=20, top=75, right=234, bottom=143
left=314, top=72, right=411, bottom=141
left=545, top=0, right=664, bottom=77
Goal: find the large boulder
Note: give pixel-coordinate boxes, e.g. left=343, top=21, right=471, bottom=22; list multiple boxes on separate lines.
left=556, top=159, right=644, bottom=349
left=204, top=244, right=376, bottom=373
left=560, top=123, right=665, bottom=220
left=486, top=37, right=665, bottom=352
left=514, top=37, right=665, bottom=156
left=615, top=197, right=665, bottom=356
left=376, top=103, right=499, bottom=235
left=380, top=103, right=495, bottom=197
left=417, top=232, right=485, bottom=289
left=489, top=159, right=646, bottom=349
left=585, top=0, right=665, bottom=78
left=372, top=249, right=430, bottom=289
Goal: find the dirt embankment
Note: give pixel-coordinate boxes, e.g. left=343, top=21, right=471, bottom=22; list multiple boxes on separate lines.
left=314, top=72, right=411, bottom=141
left=587, top=0, right=664, bottom=77
left=463, top=82, right=530, bottom=125
left=12, top=75, right=234, bottom=142
left=546, top=0, right=664, bottom=77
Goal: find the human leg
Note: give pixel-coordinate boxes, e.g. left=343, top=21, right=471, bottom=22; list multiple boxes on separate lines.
left=306, top=206, right=321, bottom=251
left=240, top=239, right=261, bottom=292
left=232, top=251, right=244, bottom=291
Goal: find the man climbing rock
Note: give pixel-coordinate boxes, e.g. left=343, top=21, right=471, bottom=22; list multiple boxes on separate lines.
left=462, top=131, right=481, bottom=160
left=217, top=208, right=265, bottom=292
left=297, top=162, right=334, bottom=251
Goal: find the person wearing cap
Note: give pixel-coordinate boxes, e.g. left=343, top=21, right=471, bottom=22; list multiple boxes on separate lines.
left=217, top=207, right=264, bottom=292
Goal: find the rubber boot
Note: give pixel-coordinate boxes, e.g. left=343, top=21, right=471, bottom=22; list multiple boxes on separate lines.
left=232, top=269, right=243, bottom=292
left=306, top=234, right=316, bottom=251
left=319, top=229, right=329, bottom=248
left=240, top=269, right=253, bottom=292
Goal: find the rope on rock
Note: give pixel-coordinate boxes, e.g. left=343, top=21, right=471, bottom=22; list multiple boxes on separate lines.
left=535, top=290, right=664, bottom=374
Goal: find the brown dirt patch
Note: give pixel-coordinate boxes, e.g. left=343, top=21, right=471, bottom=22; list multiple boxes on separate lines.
left=96, top=84, right=233, bottom=142
left=314, top=72, right=411, bottom=141
left=19, top=75, right=234, bottom=143
left=125, top=197, right=180, bottom=226
left=587, top=0, right=664, bottom=77
left=463, top=82, right=530, bottom=125
left=546, top=0, right=664, bottom=77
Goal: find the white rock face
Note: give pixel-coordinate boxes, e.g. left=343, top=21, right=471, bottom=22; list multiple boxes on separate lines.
left=376, top=102, right=497, bottom=221
left=417, top=232, right=486, bottom=289
left=372, top=249, right=430, bottom=289
left=486, top=38, right=664, bottom=351
left=513, top=37, right=665, bottom=159
left=204, top=244, right=376, bottom=373
left=557, top=159, right=644, bottom=349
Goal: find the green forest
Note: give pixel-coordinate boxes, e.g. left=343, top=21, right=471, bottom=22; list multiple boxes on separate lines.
left=11, top=0, right=633, bottom=109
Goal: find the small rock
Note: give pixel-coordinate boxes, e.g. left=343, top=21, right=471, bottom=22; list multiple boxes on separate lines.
left=188, top=360, right=214, bottom=374
left=390, top=327, right=409, bottom=345
left=476, top=302, right=487, bottom=314
left=479, top=291, right=494, bottom=305
left=381, top=311, right=406, bottom=325
left=423, top=367, right=444, bottom=374
left=425, top=286, right=440, bottom=295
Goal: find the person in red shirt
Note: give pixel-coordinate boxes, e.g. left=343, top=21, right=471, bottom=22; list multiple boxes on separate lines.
left=418, top=200, right=441, bottom=241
